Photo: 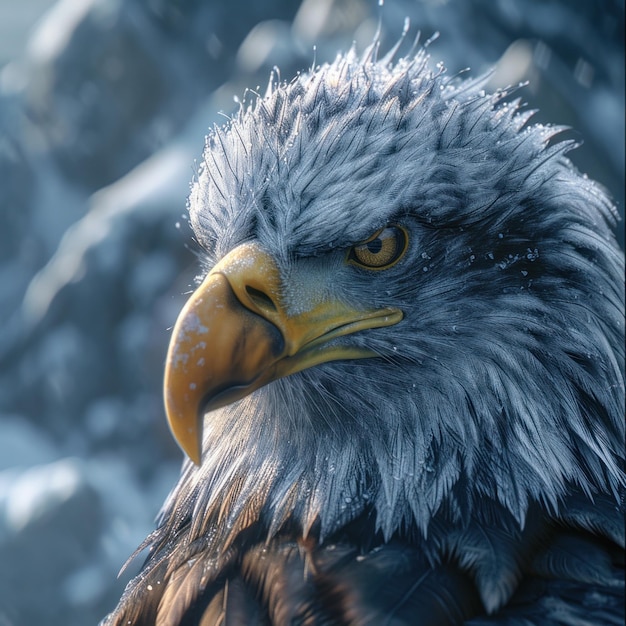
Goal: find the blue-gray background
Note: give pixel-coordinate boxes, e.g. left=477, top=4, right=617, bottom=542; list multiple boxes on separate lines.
left=0, top=1, right=623, bottom=624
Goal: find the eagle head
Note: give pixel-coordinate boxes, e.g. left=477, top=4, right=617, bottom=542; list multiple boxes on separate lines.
left=158, top=45, right=624, bottom=551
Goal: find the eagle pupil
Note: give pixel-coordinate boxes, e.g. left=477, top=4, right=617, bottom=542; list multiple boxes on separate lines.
left=367, top=238, right=383, bottom=254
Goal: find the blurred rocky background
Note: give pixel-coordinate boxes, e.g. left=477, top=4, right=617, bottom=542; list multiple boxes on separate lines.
left=0, top=0, right=623, bottom=624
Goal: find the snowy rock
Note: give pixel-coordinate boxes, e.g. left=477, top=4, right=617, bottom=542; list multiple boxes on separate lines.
left=0, top=122, right=33, bottom=264
left=0, top=459, right=101, bottom=624
left=0, top=456, right=178, bottom=625
left=18, top=0, right=301, bottom=191
left=0, top=415, right=58, bottom=470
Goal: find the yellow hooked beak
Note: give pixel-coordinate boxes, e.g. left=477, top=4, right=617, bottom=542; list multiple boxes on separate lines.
left=164, top=242, right=403, bottom=464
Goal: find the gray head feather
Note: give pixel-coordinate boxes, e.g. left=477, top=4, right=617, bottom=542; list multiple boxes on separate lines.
left=159, top=44, right=624, bottom=552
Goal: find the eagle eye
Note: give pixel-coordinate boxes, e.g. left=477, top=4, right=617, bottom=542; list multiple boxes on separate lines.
left=348, top=225, right=409, bottom=270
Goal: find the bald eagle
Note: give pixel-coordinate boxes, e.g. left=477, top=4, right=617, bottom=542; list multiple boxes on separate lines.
left=103, top=42, right=625, bottom=625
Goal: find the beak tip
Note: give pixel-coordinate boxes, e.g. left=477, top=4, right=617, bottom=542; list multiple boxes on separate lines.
left=187, top=444, right=202, bottom=466
left=164, top=400, right=203, bottom=467
left=169, top=415, right=203, bottom=466
left=169, top=421, right=203, bottom=465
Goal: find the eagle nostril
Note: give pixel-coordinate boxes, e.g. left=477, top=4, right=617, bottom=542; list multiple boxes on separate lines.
left=245, top=285, right=277, bottom=313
